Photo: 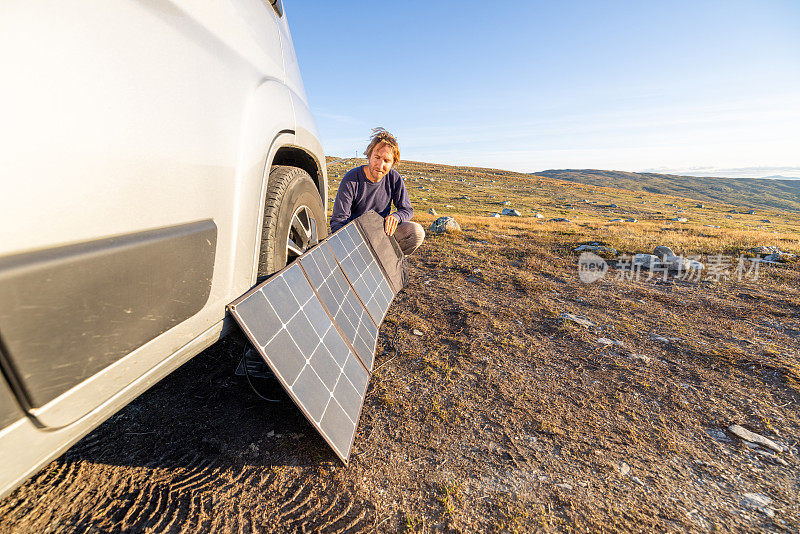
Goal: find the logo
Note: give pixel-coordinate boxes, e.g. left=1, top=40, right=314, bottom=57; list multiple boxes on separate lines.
left=578, top=252, right=608, bottom=284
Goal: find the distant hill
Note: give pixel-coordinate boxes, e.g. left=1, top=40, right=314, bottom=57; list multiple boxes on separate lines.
left=534, top=169, right=800, bottom=213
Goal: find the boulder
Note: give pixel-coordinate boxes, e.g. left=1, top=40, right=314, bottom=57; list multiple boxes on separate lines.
left=429, top=216, right=461, bottom=234
left=501, top=208, right=521, bottom=216
left=664, top=255, right=703, bottom=271
left=749, top=245, right=781, bottom=256
left=653, top=245, right=675, bottom=259
left=633, top=254, right=660, bottom=269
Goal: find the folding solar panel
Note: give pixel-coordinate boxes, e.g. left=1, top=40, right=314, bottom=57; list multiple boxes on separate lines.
left=228, top=211, right=407, bottom=463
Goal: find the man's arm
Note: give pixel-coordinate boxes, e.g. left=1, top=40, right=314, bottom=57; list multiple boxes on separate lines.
left=390, top=172, right=413, bottom=224
left=330, top=180, right=355, bottom=233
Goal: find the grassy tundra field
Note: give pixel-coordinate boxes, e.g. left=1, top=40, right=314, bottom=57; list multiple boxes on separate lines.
left=2, top=159, right=798, bottom=532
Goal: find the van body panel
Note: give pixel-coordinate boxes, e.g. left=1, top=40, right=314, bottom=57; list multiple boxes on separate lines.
left=0, top=0, right=326, bottom=497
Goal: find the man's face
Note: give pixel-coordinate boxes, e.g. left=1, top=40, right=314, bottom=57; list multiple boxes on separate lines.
left=367, top=143, right=395, bottom=181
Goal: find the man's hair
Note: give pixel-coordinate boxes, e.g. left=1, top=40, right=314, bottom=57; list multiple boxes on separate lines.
left=364, top=127, right=400, bottom=164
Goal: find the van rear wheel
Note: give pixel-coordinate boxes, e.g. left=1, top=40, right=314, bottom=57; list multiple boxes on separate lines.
left=258, top=165, right=327, bottom=279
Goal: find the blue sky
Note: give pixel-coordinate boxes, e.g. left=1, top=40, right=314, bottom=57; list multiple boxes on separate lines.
left=288, top=1, right=800, bottom=176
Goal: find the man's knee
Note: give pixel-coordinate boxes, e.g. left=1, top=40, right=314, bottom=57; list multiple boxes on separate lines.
left=396, top=221, right=425, bottom=255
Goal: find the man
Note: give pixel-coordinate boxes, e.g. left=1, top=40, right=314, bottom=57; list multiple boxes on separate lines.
left=330, top=128, right=425, bottom=256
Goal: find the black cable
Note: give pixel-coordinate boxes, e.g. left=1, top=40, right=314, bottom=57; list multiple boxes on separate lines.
left=241, top=346, right=281, bottom=403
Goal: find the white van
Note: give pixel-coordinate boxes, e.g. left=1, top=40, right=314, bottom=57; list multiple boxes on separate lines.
left=0, top=0, right=326, bottom=498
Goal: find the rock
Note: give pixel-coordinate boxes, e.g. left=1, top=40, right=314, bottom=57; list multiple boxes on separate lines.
left=664, top=255, right=703, bottom=271
left=629, top=354, right=651, bottom=364
left=633, top=254, right=660, bottom=269
left=754, top=449, right=790, bottom=467
left=696, top=203, right=704, bottom=208
left=549, top=217, right=571, bottom=222
left=428, top=208, right=438, bottom=216
left=763, top=251, right=797, bottom=263
left=741, top=493, right=774, bottom=518
left=649, top=334, right=671, bottom=343
left=744, top=210, right=756, bottom=214
left=750, top=245, right=781, bottom=256
left=759, top=219, right=771, bottom=223
left=596, top=338, right=614, bottom=346
left=704, top=225, right=721, bottom=228
left=501, top=200, right=511, bottom=206
left=653, top=245, right=675, bottom=259
left=610, top=218, right=624, bottom=222
left=728, top=425, right=785, bottom=453
left=445, top=204, right=454, bottom=208
left=671, top=217, right=688, bottom=222
left=456, top=195, right=469, bottom=200
left=501, top=208, right=521, bottom=216
left=412, top=329, right=423, bottom=336
left=533, top=212, right=544, bottom=218
left=608, top=203, right=618, bottom=208
left=430, top=216, right=461, bottom=234
left=625, top=218, right=638, bottom=223
left=619, top=462, right=630, bottom=476
left=489, top=212, right=501, bottom=218
left=685, top=259, right=705, bottom=270
left=560, top=312, right=595, bottom=328
left=555, top=483, right=573, bottom=490
left=631, top=476, right=645, bottom=486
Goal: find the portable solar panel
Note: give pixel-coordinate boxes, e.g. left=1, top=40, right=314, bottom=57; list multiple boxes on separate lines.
left=228, top=212, right=407, bottom=463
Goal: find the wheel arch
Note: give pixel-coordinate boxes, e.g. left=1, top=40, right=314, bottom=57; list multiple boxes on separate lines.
left=271, top=145, right=326, bottom=206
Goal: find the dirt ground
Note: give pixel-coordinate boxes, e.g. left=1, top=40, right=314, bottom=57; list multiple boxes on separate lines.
left=2, top=160, right=799, bottom=532
left=2, top=226, right=798, bottom=533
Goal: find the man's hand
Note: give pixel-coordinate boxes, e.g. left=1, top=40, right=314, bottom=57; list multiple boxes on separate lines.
left=384, top=214, right=399, bottom=236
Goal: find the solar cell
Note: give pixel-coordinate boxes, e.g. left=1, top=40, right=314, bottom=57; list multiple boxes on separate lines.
left=229, top=262, right=369, bottom=462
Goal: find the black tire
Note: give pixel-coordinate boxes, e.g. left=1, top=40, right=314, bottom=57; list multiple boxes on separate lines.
left=257, top=165, right=327, bottom=279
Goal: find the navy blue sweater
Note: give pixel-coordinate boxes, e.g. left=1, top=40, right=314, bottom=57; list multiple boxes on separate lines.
left=330, top=166, right=413, bottom=232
